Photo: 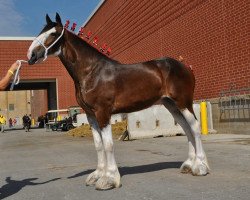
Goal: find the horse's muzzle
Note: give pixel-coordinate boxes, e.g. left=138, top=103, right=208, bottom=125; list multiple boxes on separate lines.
left=28, top=52, right=39, bottom=65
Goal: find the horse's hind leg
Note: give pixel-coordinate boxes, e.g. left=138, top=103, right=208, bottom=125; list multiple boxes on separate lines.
left=181, top=108, right=210, bottom=175
left=161, top=97, right=210, bottom=176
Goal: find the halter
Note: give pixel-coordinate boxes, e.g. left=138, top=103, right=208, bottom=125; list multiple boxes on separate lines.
left=33, top=28, right=65, bottom=61
left=10, top=29, right=64, bottom=91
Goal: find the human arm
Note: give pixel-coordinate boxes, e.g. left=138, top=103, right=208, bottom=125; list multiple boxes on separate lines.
left=0, top=62, right=19, bottom=91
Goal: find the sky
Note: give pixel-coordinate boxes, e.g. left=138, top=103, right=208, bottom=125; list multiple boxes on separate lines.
left=0, top=0, right=101, bottom=37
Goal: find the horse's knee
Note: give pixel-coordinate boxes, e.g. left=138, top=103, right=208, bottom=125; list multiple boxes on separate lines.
left=95, top=141, right=103, bottom=151
left=103, top=141, right=114, bottom=152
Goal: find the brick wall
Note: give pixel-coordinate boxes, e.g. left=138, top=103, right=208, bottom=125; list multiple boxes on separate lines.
left=83, top=0, right=250, bottom=100
left=0, top=40, right=77, bottom=109
left=30, top=90, right=48, bottom=119
left=0, top=0, right=249, bottom=110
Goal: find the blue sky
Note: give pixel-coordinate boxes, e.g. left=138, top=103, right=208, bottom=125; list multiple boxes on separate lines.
left=0, top=0, right=101, bottom=37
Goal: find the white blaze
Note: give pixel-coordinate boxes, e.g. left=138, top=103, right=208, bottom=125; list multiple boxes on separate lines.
left=27, top=27, right=57, bottom=59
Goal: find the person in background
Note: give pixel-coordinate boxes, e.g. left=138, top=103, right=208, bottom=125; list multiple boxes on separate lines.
left=0, top=115, right=6, bottom=132
left=9, top=118, right=13, bottom=128
left=22, top=114, right=31, bottom=132
left=0, top=62, right=20, bottom=91
left=13, top=118, right=17, bottom=127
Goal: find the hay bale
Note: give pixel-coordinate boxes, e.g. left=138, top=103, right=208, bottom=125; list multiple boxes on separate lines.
left=67, top=120, right=127, bottom=139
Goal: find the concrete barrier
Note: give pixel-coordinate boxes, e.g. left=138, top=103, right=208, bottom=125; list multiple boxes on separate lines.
left=76, top=114, right=88, bottom=127
left=110, top=114, right=123, bottom=124
left=76, top=113, right=124, bottom=126
left=127, top=103, right=215, bottom=139
left=127, top=105, right=182, bottom=139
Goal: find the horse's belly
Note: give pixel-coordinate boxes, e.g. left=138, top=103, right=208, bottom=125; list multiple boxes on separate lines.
left=112, top=86, right=162, bottom=113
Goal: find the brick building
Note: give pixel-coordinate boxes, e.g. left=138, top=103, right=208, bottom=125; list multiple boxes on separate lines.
left=0, top=0, right=249, bottom=132
left=81, top=0, right=249, bottom=100
left=79, top=0, right=249, bottom=134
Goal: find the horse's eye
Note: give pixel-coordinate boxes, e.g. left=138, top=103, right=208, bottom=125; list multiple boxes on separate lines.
left=51, top=33, right=57, bottom=37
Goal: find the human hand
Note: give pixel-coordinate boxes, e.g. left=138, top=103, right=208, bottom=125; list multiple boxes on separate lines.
left=9, top=61, right=20, bottom=73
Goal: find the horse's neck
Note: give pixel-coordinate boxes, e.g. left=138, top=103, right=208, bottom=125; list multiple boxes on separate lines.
left=59, top=30, right=101, bottom=80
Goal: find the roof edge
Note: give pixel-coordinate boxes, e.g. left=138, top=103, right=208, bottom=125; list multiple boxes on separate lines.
left=0, top=37, right=35, bottom=41
left=81, top=0, right=106, bottom=28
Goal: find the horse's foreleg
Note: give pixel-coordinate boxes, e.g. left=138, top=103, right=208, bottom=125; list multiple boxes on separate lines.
left=162, top=97, right=209, bottom=176
left=95, top=124, right=121, bottom=190
left=86, top=116, right=106, bottom=186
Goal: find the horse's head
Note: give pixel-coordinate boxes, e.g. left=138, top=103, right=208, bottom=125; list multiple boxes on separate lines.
left=27, top=13, right=64, bottom=65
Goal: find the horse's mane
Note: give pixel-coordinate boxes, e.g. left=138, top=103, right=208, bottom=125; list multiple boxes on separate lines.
left=65, top=29, right=120, bottom=64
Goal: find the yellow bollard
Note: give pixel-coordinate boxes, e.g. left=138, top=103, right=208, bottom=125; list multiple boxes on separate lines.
left=200, top=101, right=208, bottom=135
left=31, top=119, right=35, bottom=126
left=57, top=115, right=61, bottom=121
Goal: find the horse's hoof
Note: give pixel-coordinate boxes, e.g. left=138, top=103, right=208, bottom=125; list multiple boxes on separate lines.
left=180, top=163, right=192, bottom=174
left=180, top=159, right=193, bottom=174
left=95, top=176, right=121, bottom=190
left=191, top=161, right=210, bottom=176
left=86, top=171, right=101, bottom=186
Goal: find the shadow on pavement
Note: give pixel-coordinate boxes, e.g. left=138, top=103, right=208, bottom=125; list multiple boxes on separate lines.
left=67, top=161, right=182, bottom=179
left=0, top=176, right=60, bottom=199
left=119, top=161, right=182, bottom=176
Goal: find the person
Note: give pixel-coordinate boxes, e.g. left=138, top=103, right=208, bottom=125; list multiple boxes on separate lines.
left=9, top=118, right=13, bottom=128
left=13, top=118, right=17, bottom=127
left=28, top=114, right=32, bottom=129
left=38, top=115, right=45, bottom=128
left=22, top=114, right=31, bottom=132
left=0, top=61, right=20, bottom=91
left=0, top=115, right=6, bottom=133
left=72, top=110, right=78, bottom=123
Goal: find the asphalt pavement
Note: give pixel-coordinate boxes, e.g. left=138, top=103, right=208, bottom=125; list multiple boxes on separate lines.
left=0, top=128, right=250, bottom=200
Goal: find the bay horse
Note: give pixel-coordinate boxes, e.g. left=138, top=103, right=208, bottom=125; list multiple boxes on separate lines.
left=27, top=13, right=209, bottom=190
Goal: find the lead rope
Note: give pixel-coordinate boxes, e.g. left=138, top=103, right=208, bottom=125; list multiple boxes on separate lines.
left=10, top=60, right=28, bottom=91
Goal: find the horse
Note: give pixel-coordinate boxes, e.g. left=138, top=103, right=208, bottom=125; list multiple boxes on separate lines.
left=27, top=13, right=210, bottom=190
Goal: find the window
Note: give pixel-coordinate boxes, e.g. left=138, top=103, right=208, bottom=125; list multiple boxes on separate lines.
left=9, top=104, right=14, bottom=111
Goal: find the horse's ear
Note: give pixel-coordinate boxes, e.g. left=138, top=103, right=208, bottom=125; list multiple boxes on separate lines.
left=46, top=14, right=53, bottom=24
left=55, top=13, right=62, bottom=26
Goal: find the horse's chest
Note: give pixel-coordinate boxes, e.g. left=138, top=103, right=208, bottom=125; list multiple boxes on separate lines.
left=76, top=78, right=102, bottom=103
left=78, top=72, right=100, bottom=94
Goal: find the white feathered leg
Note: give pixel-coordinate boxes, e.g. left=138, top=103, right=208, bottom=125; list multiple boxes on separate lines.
left=162, top=97, right=209, bottom=176
left=95, top=124, right=121, bottom=190
left=182, top=109, right=210, bottom=175
left=85, top=116, right=106, bottom=186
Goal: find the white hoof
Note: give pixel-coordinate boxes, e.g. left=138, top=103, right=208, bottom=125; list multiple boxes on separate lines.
left=86, top=169, right=104, bottom=186
left=180, top=159, right=193, bottom=174
left=191, top=159, right=210, bottom=176
left=95, top=176, right=121, bottom=190
left=95, top=170, right=121, bottom=190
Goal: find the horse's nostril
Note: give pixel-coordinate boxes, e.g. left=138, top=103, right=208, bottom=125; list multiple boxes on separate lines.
left=31, top=52, right=36, bottom=58
left=28, top=51, right=37, bottom=65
